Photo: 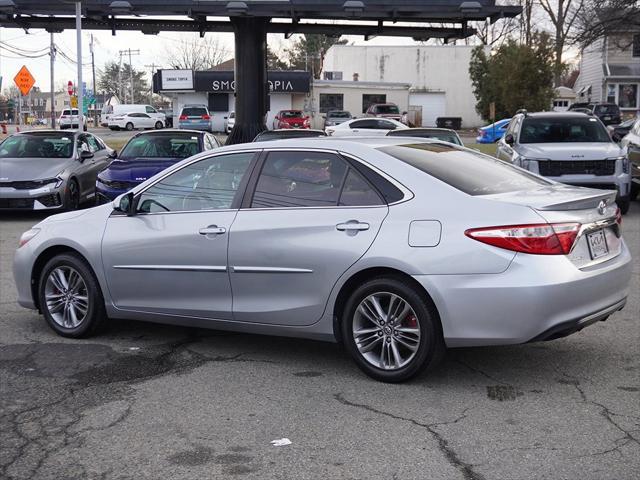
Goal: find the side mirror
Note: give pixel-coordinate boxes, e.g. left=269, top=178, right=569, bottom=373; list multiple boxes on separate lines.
left=79, top=150, right=94, bottom=161
left=504, top=133, right=515, bottom=146
left=107, top=150, right=117, bottom=159
left=113, top=192, right=136, bottom=216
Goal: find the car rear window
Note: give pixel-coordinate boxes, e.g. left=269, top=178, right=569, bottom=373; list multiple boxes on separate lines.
left=378, top=143, right=551, bottom=196
left=328, top=111, right=351, bottom=118
left=594, top=105, right=619, bottom=114
left=281, top=111, right=303, bottom=118
left=253, top=130, right=326, bottom=142
left=119, top=134, right=201, bottom=159
left=520, top=117, right=611, bottom=143
left=181, top=107, right=208, bottom=117
left=376, top=105, right=400, bottom=114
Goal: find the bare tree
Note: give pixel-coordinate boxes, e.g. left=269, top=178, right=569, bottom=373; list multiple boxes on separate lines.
left=165, top=35, right=231, bottom=70
left=520, top=0, right=536, bottom=46
left=573, top=0, right=640, bottom=49
left=475, top=16, right=520, bottom=47
left=538, top=0, right=585, bottom=86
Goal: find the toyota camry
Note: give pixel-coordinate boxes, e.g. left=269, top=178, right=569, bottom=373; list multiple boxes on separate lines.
left=13, top=138, right=632, bottom=382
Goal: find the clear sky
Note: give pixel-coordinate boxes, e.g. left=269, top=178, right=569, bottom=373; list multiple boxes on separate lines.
left=0, top=26, right=417, bottom=95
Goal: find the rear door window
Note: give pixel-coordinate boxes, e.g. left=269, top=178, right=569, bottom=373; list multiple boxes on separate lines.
left=379, top=143, right=551, bottom=196
left=251, top=151, right=348, bottom=208
left=339, top=169, right=384, bottom=206
left=350, top=119, right=378, bottom=129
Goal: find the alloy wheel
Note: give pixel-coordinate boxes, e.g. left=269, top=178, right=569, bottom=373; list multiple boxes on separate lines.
left=44, top=266, right=90, bottom=328
left=352, top=292, right=421, bottom=370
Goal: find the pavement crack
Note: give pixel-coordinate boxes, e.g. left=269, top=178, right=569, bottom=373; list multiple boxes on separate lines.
left=334, top=393, right=483, bottom=480
left=455, top=359, right=510, bottom=386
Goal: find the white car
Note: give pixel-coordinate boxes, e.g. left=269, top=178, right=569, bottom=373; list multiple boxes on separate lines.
left=58, top=109, right=87, bottom=131
left=326, top=117, right=408, bottom=137
left=108, top=112, right=165, bottom=131
left=224, top=111, right=235, bottom=134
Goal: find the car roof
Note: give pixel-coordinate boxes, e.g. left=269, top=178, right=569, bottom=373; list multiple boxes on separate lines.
left=132, top=128, right=204, bottom=136
left=219, top=136, right=439, bottom=152
left=519, top=111, right=593, bottom=119
left=396, top=128, right=457, bottom=133
left=13, top=129, right=78, bottom=137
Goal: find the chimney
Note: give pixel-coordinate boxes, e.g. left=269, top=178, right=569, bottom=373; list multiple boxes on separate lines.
left=353, top=72, right=359, bottom=82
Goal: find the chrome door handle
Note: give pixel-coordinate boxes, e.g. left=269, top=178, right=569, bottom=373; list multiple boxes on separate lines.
left=336, top=221, right=370, bottom=231
left=199, top=225, right=226, bottom=235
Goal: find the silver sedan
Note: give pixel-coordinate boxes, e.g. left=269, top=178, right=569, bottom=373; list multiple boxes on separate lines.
left=13, top=138, right=632, bottom=382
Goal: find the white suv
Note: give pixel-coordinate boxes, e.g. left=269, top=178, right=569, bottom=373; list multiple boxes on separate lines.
left=496, top=111, right=632, bottom=214
left=58, top=109, right=87, bottom=131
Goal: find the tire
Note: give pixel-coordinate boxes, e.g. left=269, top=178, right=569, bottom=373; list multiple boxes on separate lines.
left=617, top=195, right=630, bottom=214
left=38, top=253, right=107, bottom=338
left=64, top=179, right=80, bottom=211
left=154, top=121, right=163, bottom=129
left=125, top=122, right=134, bottom=131
left=341, top=276, right=445, bottom=383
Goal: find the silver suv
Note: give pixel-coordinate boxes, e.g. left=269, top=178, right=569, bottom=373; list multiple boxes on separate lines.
left=497, top=111, right=631, bottom=214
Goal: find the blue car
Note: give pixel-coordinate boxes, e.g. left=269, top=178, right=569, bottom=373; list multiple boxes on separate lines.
left=96, top=129, right=220, bottom=203
left=178, top=104, right=213, bottom=132
left=476, top=118, right=511, bottom=143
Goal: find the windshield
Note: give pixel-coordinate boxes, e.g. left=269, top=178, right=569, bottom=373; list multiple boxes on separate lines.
left=376, top=105, right=400, bottom=114
left=181, top=107, right=208, bottom=117
left=281, top=111, right=303, bottom=118
left=328, top=111, right=351, bottom=118
left=119, top=134, right=201, bottom=159
left=379, top=143, right=551, bottom=196
left=520, top=117, right=611, bottom=143
left=0, top=134, right=74, bottom=159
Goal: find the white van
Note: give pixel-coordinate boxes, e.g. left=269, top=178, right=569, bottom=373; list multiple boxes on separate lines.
left=100, top=104, right=165, bottom=127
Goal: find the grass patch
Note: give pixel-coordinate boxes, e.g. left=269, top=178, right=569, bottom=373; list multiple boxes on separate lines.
left=104, top=139, right=128, bottom=152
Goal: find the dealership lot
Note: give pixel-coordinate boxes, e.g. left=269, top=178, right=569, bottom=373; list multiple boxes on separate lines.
left=0, top=206, right=638, bottom=479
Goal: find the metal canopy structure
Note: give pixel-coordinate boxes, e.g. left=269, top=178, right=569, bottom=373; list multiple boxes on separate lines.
left=0, top=1, right=521, bottom=143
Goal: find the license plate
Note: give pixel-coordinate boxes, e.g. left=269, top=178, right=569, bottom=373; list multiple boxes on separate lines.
left=587, top=229, right=609, bottom=259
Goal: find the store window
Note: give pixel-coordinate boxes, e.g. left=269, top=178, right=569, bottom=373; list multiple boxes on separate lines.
left=362, top=94, right=386, bottom=113
left=618, top=84, right=638, bottom=109
left=633, top=34, right=640, bottom=57
left=319, top=94, right=344, bottom=113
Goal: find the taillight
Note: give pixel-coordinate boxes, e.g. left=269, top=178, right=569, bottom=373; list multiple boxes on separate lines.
left=179, top=115, right=187, bottom=120
left=201, top=115, right=211, bottom=120
left=465, top=223, right=581, bottom=255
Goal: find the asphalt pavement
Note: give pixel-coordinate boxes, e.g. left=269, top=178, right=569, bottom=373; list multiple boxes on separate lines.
left=0, top=206, right=638, bottom=480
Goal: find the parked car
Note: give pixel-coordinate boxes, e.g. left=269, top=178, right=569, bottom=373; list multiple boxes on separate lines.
left=387, top=127, right=463, bottom=146
left=496, top=111, right=631, bottom=214
left=224, top=111, right=235, bottom=134
left=365, top=103, right=403, bottom=122
left=326, top=118, right=408, bottom=137
left=272, top=110, right=310, bottom=130
left=324, top=110, right=352, bottom=128
left=108, top=112, right=165, bottom=131
left=178, top=104, right=213, bottom=132
left=101, top=104, right=165, bottom=127
left=58, top=109, right=87, bottom=131
left=569, top=102, right=621, bottom=126
left=14, top=137, right=631, bottom=382
left=0, top=130, right=113, bottom=210
left=608, top=117, right=637, bottom=142
left=158, top=109, right=173, bottom=128
left=253, top=129, right=327, bottom=142
left=476, top=118, right=511, bottom=143
left=619, top=117, right=640, bottom=201
left=96, top=129, right=220, bottom=203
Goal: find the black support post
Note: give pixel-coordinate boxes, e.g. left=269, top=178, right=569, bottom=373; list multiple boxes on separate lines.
left=226, top=17, right=269, bottom=145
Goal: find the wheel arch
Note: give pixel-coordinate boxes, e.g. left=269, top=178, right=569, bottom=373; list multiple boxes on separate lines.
left=332, top=266, right=442, bottom=344
left=31, top=245, right=93, bottom=311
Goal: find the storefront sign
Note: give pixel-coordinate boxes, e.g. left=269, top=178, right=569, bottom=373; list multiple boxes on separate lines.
left=160, top=69, right=194, bottom=90
left=192, top=71, right=311, bottom=93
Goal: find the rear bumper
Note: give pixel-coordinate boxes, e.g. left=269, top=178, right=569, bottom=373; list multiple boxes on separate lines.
left=178, top=121, right=210, bottom=131
left=413, top=241, right=632, bottom=347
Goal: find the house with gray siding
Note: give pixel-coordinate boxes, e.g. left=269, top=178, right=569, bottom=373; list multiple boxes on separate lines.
left=574, top=31, right=640, bottom=118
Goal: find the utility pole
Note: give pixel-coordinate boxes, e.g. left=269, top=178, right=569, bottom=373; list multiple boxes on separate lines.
left=117, top=51, right=123, bottom=102
left=119, top=48, right=140, bottom=103
left=49, top=31, right=56, bottom=129
left=90, top=34, right=97, bottom=127
left=144, top=63, right=158, bottom=105
left=75, top=1, right=83, bottom=132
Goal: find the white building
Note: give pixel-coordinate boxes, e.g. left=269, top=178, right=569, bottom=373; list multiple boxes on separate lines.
left=322, top=44, right=488, bottom=127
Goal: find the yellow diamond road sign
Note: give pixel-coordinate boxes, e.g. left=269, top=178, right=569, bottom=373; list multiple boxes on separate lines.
left=14, top=65, right=36, bottom=96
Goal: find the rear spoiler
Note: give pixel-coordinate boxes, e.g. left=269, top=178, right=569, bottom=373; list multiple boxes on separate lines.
left=535, top=190, right=617, bottom=211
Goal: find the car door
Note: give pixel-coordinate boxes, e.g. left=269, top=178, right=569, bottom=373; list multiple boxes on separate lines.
left=101, top=151, right=258, bottom=319
left=74, top=135, right=99, bottom=199
left=496, top=116, right=520, bottom=161
left=228, top=149, right=389, bottom=326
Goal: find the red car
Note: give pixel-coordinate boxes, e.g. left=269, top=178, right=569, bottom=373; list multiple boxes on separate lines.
left=273, top=110, right=310, bottom=129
